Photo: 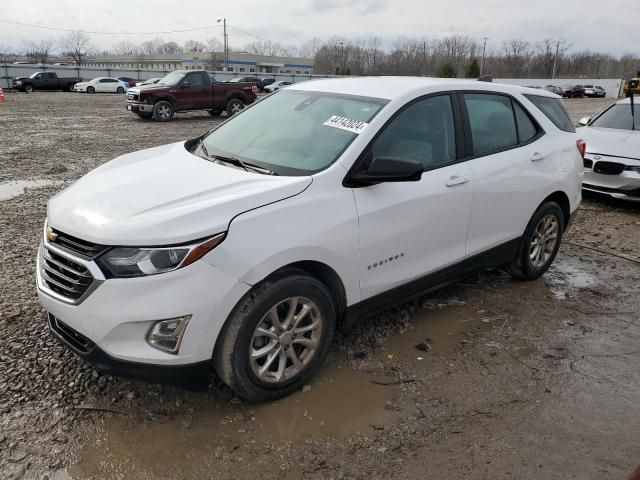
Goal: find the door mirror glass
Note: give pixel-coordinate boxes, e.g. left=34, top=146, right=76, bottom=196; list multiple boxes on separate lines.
left=578, top=116, right=591, bottom=126
left=350, top=157, right=423, bottom=185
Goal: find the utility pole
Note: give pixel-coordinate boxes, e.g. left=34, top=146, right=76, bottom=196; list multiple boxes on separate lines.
left=339, top=41, right=344, bottom=75
left=217, top=18, right=228, bottom=71
left=423, top=41, right=427, bottom=76
left=480, top=36, right=489, bottom=76
left=551, top=40, right=560, bottom=79
left=595, top=56, right=601, bottom=78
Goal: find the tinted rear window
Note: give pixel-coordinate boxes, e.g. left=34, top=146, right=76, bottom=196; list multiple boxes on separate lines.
left=524, top=95, right=575, bottom=133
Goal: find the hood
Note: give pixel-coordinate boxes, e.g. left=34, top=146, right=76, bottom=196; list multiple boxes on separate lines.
left=578, top=126, right=640, bottom=160
left=48, top=142, right=312, bottom=246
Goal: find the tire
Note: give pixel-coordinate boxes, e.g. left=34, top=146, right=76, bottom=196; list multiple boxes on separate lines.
left=117, top=86, right=125, bottom=94
left=507, top=202, right=564, bottom=280
left=214, top=271, right=336, bottom=402
left=208, top=109, right=222, bottom=116
left=87, top=86, right=95, bottom=94
left=24, top=84, right=33, bottom=93
left=226, top=98, right=244, bottom=116
left=152, top=100, right=174, bottom=122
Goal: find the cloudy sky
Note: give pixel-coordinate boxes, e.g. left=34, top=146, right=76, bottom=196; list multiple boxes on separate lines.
left=1, top=0, right=636, bottom=55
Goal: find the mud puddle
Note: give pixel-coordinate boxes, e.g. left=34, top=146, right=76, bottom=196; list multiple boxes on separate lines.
left=0, top=179, right=64, bottom=201
left=62, top=364, right=407, bottom=479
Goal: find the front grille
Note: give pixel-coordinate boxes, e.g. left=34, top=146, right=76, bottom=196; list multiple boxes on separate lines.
left=593, top=161, right=624, bottom=175
left=583, top=158, right=593, bottom=168
left=48, top=314, right=95, bottom=354
left=40, top=247, right=94, bottom=301
left=49, top=229, right=108, bottom=259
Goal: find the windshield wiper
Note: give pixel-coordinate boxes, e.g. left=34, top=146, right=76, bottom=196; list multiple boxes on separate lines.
left=209, top=151, right=277, bottom=175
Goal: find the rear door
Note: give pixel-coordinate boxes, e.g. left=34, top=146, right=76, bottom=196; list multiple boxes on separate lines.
left=351, top=93, right=474, bottom=299
left=44, top=72, right=57, bottom=90
left=460, top=92, right=550, bottom=256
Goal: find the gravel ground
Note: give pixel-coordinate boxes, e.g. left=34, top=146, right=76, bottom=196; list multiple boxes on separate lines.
left=1, top=92, right=639, bottom=479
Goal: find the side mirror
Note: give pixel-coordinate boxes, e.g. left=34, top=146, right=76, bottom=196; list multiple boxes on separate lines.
left=180, top=81, right=191, bottom=88
left=578, top=117, right=591, bottom=126
left=347, top=157, right=423, bottom=186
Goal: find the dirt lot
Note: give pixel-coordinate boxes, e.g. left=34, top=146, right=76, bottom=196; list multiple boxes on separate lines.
left=1, top=92, right=639, bottom=480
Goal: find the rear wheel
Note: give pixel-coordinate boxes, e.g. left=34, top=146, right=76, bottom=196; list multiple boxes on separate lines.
left=152, top=100, right=174, bottom=121
left=214, top=272, right=336, bottom=402
left=507, top=202, right=564, bottom=280
left=117, top=86, right=125, bottom=94
left=87, top=86, right=95, bottom=94
left=226, top=98, right=244, bottom=116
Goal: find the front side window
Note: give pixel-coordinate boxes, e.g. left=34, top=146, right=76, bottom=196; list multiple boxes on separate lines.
left=371, top=95, right=456, bottom=170
left=187, top=73, right=204, bottom=87
left=464, top=94, right=517, bottom=155
left=199, top=90, right=387, bottom=175
left=589, top=104, right=640, bottom=130
left=525, top=95, right=575, bottom=133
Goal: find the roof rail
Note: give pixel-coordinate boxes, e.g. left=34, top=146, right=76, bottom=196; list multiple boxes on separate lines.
left=477, top=75, right=493, bottom=82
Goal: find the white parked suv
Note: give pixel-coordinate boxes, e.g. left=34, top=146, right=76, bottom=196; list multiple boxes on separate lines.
left=37, top=77, right=583, bottom=401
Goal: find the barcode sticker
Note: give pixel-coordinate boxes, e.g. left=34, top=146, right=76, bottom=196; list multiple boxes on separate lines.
left=323, top=115, right=369, bottom=134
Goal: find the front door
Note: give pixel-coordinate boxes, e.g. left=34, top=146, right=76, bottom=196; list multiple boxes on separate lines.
left=351, top=94, right=474, bottom=300
left=179, top=72, right=210, bottom=109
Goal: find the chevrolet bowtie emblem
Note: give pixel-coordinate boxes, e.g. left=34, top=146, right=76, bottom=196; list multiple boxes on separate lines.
left=46, top=228, right=58, bottom=242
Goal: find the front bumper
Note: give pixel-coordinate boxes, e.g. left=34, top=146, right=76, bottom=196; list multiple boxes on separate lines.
left=37, top=242, right=251, bottom=371
left=126, top=102, right=154, bottom=113
left=583, top=155, right=640, bottom=201
left=48, top=313, right=211, bottom=389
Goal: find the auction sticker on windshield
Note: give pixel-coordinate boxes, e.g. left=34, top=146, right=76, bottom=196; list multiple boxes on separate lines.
left=323, top=115, right=369, bottom=134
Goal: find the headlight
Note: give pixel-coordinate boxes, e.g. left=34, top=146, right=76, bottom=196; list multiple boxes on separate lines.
left=625, top=166, right=640, bottom=174
left=16, top=80, right=22, bottom=85
left=96, top=233, right=225, bottom=278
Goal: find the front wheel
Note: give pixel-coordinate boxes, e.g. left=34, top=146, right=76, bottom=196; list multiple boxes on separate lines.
left=507, top=202, right=564, bottom=280
left=226, top=98, right=244, bottom=116
left=24, top=84, right=33, bottom=93
left=152, top=100, right=174, bottom=121
left=214, top=271, right=336, bottom=402
left=87, top=86, right=95, bottom=94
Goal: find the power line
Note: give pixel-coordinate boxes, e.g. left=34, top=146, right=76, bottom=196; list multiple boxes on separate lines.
left=0, top=18, right=223, bottom=35
left=226, top=25, right=274, bottom=44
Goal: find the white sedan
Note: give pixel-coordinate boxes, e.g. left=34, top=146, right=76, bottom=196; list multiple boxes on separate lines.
left=263, top=80, right=293, bottom=93
left=73, top=77, right=128, bottom=94
left=578, top=98, right=640, bottom=201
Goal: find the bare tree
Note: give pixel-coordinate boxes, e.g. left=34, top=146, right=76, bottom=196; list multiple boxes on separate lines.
left=112, top=41, right=141, bottom=56
left=60, top=30, right=93, bottom=66
left=206, top=37, right=224, bottom=52
left=183, top=39, right=206, bottom=53
left=0, top=44, right=18, bottom=64
left=534, top=38, right=570, bottom=78
left=502, top=40, right=530, bottom=77
left=140, top=37, right=166, bottom=55
left=23, top=38, right=57, bottom=65
left=160, top=41, right=181, bottom=54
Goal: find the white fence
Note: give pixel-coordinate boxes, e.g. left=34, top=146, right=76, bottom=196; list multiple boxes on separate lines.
left=495, top=78, right=624, bottom=98
left=0, top=63, right=334, bottom=89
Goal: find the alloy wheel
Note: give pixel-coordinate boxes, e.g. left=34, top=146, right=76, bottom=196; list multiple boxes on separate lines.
left=249, top=296, right=323, bottom=384
left=158, top=105, right=171, bottom=120
left=529, top=214, right=559, bottom=268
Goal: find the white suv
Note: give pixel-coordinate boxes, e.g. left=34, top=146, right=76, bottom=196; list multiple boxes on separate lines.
left=37, top=78, right=583, bottom=401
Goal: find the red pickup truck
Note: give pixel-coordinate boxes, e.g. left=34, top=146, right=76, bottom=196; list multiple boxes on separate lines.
left=125, top=70, right=257, bottom=121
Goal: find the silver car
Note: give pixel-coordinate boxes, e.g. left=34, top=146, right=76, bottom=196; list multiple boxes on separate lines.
left=577, top=98, right=640, bottom=201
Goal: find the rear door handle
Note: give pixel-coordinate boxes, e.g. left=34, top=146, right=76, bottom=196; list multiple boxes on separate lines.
left=445, top=175, right=471, bottom=187
left=531, top=152, right=547, bottom=162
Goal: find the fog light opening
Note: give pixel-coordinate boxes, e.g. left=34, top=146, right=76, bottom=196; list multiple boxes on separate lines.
left=146, top=315, right=191, bottom=354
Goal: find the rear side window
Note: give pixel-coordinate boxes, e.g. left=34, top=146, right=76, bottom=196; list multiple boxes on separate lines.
left=525, top=95, right=575, bottom=133
left=513, top=102, right=538, bottom=143
left=464, top=94, right=518, bottom=155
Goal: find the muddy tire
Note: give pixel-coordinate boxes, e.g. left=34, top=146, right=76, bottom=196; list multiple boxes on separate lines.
left=226, top=98, right=244, bottom=116
left=153, top=100, right=174, bottom=122
left=87, top=86, right=95, bottom=94
left=214, top=271, right=336, bottom=402
left=507, top=202, right=564, bottom=280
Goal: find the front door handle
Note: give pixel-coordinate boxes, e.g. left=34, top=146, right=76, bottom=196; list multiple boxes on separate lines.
left=531, top=152, right=547, bottom=162
left=445, top=175, right=471, bottom=187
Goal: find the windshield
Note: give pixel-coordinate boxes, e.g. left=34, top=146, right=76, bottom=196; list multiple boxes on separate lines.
left=228, top=77, right=242, bottom=82
left=198, top=90, right=387, bottom=176
left=590, top=104, right=640, bottom=130
left=158, top=71, right=185, bottom=86
left=30, top=72, right=41, bottom=79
